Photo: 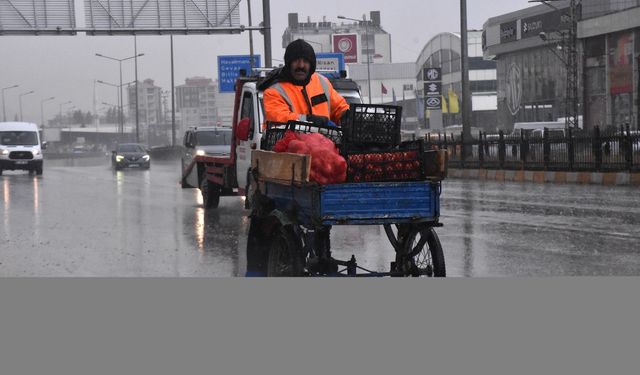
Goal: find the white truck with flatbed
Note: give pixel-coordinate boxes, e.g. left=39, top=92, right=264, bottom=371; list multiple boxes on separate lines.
left=180, top=72, right=362, bottom=209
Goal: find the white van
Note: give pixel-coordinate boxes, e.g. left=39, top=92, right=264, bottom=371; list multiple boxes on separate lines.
left=0, top=122, right=46, bottom=175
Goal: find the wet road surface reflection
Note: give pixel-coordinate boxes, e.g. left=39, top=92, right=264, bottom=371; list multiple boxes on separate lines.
left=1, top=156, right=639, bottom=276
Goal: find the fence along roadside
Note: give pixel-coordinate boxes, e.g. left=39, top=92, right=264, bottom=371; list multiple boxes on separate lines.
left=423, top=126, right=639, bottom=172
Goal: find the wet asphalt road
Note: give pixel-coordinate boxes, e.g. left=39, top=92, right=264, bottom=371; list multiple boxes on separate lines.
left=1, top=155, right=639, bottom=276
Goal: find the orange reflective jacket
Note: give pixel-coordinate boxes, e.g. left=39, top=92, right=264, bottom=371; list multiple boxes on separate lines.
left=264, top=73, right=349, bottom=124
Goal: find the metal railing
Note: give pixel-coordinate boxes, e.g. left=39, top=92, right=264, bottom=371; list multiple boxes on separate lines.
left=424, top=126, right=640, bottom=172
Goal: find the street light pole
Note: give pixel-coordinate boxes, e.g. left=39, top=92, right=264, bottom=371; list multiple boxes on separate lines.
left=58, top=101, right=73, bottom=127
left=95, top=53, right=144, bottom=139
left=338, top=15, right=372, bottom=104
left=19, top=90, right=35, bottom=121
left=134, top=36, right=140, bottom=143
left=2, top=84, right=19, bottom=122
left=305, top=39, right=324, bottom=52
left=59, top=101, right=72, bottom=120
left=40, top=96, right=55, bottom=132
left=530, top=0, right=580, bottom=129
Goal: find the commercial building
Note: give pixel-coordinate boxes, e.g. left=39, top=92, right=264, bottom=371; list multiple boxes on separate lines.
left=483, top=0, right=640, bottom=131
left=282, top=11, right=392, bottom=68
left=416, top=31, right=497, bottom=131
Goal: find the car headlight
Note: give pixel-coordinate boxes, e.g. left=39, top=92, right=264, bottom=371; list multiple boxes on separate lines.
left=143, top=155, right=150, bottom=161
left=196, top=149, right=206, bottom=156
left=33, top=149, right=40, bottom=156
left=115, top=155, right=125, bottom=162
left=0, top=149, right=8, bottom=155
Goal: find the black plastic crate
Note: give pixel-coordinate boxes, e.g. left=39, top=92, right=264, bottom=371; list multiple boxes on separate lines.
left=260, top=122, right=288, bottom=151
left=260, top=120, right=342, bottom=151
left=343, top=104, right=402, bottom=149
left=345, top=140, right=424, bottom=183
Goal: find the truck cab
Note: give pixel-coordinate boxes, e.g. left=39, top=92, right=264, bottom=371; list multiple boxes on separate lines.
left=181, top=126, right=234, bottom=187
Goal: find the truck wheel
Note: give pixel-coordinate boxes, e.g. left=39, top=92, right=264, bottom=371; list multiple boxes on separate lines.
left=36, top=166, right=43, bottom=175
left=200, top=178, right=220, bottom=209
left=267, top=225, right=304, bottom=277
left=0, top=169, right=3, bottom=175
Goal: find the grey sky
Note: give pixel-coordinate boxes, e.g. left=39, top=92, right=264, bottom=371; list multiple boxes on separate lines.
left=0, top=0, right=528, bottom=123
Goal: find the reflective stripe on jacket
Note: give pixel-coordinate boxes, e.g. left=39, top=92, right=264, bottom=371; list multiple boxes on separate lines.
left=263, top=73, right=349, bottom=124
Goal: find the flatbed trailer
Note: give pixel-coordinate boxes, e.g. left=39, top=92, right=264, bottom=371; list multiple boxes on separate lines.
left=246, top=150, right=446, bottom=277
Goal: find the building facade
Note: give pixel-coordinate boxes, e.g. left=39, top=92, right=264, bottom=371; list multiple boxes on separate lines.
left=483, top=0, right=640, bottom=132
left=175, top=77, right=217, bottom=132
left=282, top=11, right=392, bottom=65
left=416, top=31, right=498, bottom=132
left=127, top=79, right=163, bottom=144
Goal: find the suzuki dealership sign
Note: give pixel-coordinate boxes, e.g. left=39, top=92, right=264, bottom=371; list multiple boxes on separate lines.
left=332, top=34, right=358, bottom=63
left=316, top=53, right=345, bottom=76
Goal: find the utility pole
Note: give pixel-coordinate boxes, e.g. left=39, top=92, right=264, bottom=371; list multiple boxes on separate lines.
left=2, top=85, right=19, bottom=122
left=262, top=0, right=272, bottom=68
left=171, top=35, right=176, bottom=147
left=248, top=0, right=255, bottom=70
left=460, top=0, right=472, bottom=142
left=338, top=15, right=373, bottom=104
left=532, top=0, right=580, bottom=129
left=565, top=0, right=579, bottom=130
left=135, top=36, right=140, bottom=143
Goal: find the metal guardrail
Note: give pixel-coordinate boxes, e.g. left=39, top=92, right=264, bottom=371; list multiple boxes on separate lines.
left=424, top=126, right=640, bottom=172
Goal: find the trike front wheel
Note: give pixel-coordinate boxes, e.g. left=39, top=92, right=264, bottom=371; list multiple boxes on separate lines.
left=397, top=227, right=445, bottom=277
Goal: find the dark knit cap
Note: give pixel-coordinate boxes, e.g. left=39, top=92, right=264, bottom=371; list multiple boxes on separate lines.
left=283, top=39, right=316, bottom=85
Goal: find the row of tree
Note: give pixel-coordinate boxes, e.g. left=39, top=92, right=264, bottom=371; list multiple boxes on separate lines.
left=48, top=108, right=124, bottom=127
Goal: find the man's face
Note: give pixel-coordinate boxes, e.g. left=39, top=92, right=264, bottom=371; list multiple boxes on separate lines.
left=290, top=58, right=311, bottom=81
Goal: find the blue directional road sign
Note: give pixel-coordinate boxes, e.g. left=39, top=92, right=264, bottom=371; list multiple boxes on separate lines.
left=218, top=55, right=261, bottom=93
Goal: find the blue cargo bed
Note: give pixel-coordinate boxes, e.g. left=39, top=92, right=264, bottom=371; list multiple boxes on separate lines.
left=261, top=180, right=441, bottom=226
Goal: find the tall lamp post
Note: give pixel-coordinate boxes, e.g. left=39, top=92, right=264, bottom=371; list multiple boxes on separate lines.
left=2, top=84, right=19, bottom=121
left=338, top=15, right=372, bottom=104
left=59, top=101, right=72, bottom=120
left=40, top=96, right=55, bottom=134
left=96, top=79, right=135, bottom=137
left=95, top=53, right=144, bottom=139
left=19, top=90, right=35, bottom=121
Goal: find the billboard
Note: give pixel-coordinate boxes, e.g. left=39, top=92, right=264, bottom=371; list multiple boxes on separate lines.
left=84, top=0, right=242, bottom=35
left=0, top=0, right=76, bottom=35
left=218, top=55, right=261, bottom=93
left=332, top=34, right=358, bottom=63
left=609, top=32, right=633, bottom=95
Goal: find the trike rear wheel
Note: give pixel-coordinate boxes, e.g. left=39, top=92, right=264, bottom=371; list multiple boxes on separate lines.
left=396, top=227, right=445, bottom=277
left=267, top=225, right=305, bottom=277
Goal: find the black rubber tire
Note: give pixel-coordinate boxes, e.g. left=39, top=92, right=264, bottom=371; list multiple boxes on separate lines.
left=200, top=178, right=220, bottom=209
left=267, top=225, right=304, bottom=277
left=35, top=166, right=43, bottom=175
left=246, top=217, right=270, bottom=276
left=397, top=227, right=445, bottom=277
left=0, top=169, right=3, bottom=175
